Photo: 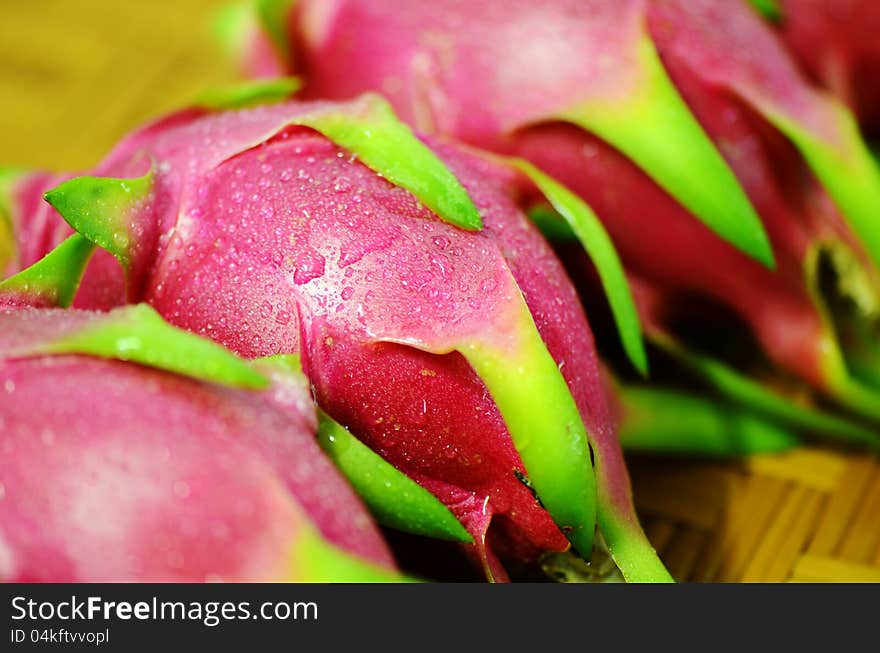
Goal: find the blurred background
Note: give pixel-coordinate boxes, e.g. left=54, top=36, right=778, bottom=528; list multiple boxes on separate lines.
left=2, top=0, right=880, bottom=582
left=0, top=0, right=235, bottom=169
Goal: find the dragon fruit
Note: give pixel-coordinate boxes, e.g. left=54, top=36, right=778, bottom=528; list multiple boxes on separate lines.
left=0, top=265, right=402, bottom=580
left=233, top=0, right=880, bottom=424
left=6, top=91, right=669, bottom=581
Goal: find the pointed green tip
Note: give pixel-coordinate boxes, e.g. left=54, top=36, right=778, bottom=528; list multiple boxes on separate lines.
left=317, top=411, right=473, bottom=543
left=509, top=158, right=648, bottom=375
left=44, top=171, right=154, bottom=270
left=756, top=233, right=777, bottom=269
left=747, top=0, right=783, bottom=22
left=297, top=94, right=483, bottom=232
left=195, top=77, right=302, bottom=111
left=0, top=235, right=95, bottom=307
left=558, top=36, right=776, bottom=270
left=41, top=304, right=270, bottom=390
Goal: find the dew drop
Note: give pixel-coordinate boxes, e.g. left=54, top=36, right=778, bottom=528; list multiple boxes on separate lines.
left=293, top=252, right=326, bottom=285
left=333, top=178, right=352, bottom=194
left=112, top=231, right=129, bottom=250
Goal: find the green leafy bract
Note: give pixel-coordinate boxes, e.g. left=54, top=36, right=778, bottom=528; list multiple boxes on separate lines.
left=557, top=37, right=774, bottom=268
left=5, top=304, right=269, bottom=390
left=317, top=411, right=473, bottom=543
left=293, top=94, right=483, bottom=231
left=195, top=77, right=302, bottom=110
left=510, top=158, right=647, bottom=375
left=0, top=235, right=95, bottom=307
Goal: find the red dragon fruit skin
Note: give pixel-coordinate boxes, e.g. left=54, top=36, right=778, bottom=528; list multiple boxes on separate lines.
left=240, top=0, right=880, bottom=419
left=29, top=94, right=670, bottom=581
left=0, top=304, right=399, bottom=583
left=770, top=0, right=880, bottom=134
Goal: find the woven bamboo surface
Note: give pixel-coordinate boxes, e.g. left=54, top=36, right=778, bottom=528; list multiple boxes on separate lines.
left=2, top=0, right=878, bottom=583
left=630, top=449, right=880, bottom=582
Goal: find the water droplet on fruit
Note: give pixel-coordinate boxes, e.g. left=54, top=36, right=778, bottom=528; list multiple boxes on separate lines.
left=293, top=252, right=326, bottom=285
left=112, top=231, right=129, bottom=250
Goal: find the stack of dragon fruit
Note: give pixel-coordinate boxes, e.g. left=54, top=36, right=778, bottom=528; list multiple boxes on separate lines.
left=1, top=0, right=878, bottom=583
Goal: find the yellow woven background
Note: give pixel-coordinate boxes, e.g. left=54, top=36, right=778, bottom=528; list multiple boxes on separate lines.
left=2, top=0, right=878, bottom=582
left=0, top=0, right=236, bottom=170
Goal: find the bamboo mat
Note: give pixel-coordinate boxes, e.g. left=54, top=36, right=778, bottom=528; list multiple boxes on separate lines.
left=2, top=0, right=878, bottom=583
left=630, top=449, right=880, bottom=582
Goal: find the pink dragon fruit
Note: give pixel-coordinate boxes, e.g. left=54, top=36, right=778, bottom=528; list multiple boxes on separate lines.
left=0, top=269, right=402, bottom=580
left=6, top=91, right=669, bottom=581
left=233, top=0, right=880, bottom=423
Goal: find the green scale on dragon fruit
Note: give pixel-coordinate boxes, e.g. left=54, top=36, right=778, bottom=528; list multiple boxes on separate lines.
left=0, top=93, right=670, bottom=582
left=233, top=0, right=880, bottom=425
